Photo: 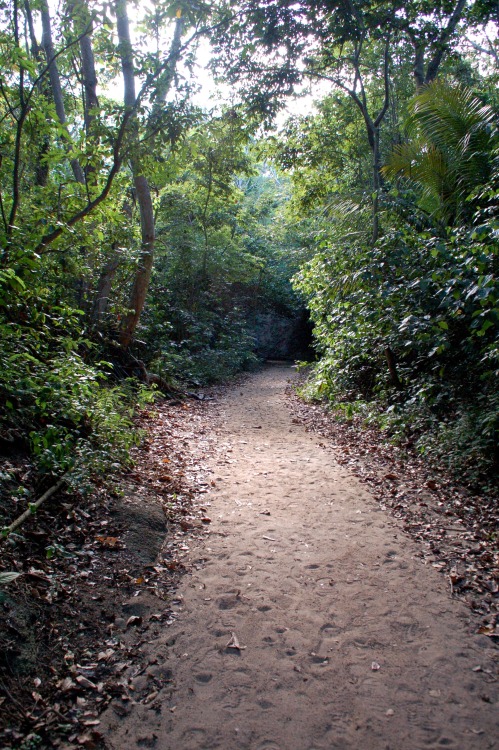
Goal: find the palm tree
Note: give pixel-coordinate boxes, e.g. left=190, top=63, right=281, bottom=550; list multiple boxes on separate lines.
left=383, top=79, right=497, bottom=224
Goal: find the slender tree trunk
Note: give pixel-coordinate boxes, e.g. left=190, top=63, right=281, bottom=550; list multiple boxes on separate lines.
left=116, top=0, right=186, bottom=348
left=120, top=169, right=155, bottom=347
left=384, top=347, right=402, bottom=390
left=151, top=15, right=184, bottom=111
left=40, top=0, right=85, bottom=184
left=346, top=39, right=390, bottom=246
left=115, top=0, right=156, bottom=349
left=67, top=1, right=99, bottom=160
left=92, top=246, right=121, bottom=323
left=371, top=127, right=381, bottom=245
left=201, top=160, right=213, bottom=278
left=424, top=0, right=466, bottom=84
left=23, top=0, right=50, bottom=186
left=79, top=24, right=99, bottom=133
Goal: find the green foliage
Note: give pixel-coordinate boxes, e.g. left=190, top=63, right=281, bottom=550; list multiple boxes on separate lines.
left=151, top=308, right=258, bottom=385
left=0, top=0, right=496, bottom=499
left=292, top=79, right=498, bottom=486
left=0, top=280, right=150, bottom=481
left=383, top=80, right=498, bottom=223
left=138, top=124, right=305, bottom=384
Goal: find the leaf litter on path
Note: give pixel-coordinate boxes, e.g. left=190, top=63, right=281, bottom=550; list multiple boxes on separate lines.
left=0, top=387, right=225, bottom=749
left=286, top=385, right=498, bottom=641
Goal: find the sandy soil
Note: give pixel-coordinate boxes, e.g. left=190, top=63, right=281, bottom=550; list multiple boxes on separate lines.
left=101, top=365, right=498, bottom=750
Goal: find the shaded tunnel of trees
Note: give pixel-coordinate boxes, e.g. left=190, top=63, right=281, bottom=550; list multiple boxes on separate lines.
left=0, top=0, right=498, bottom=500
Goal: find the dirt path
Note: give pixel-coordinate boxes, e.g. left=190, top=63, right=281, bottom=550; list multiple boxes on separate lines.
left=101, top=365, right=497, bottom=750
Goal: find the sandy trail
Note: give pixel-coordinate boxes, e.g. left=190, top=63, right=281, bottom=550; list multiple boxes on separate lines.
left=103, top=365, right=497, bottom=749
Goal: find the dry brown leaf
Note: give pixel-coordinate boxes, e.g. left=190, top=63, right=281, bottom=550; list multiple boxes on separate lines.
left=95, top=536, right=120, bottom=548
left=126, top=615, right=143, bottom=629
left=226, top=632, right=246, bottom=651
left=76, top=676, right=97, bottom=690
left=58, top=677, right=76, bottom=692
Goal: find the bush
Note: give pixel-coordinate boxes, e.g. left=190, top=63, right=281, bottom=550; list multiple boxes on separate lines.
left=0, top=279, right=152, bottom=484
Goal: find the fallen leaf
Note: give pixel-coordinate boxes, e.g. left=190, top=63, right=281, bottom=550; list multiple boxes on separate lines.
left=126, top=615, right=143, bottom=629
left=477, top=624, right=497, bottom=637
left=76, top=675, right=97, bottom=690
left=226, top=632, right=246, bottom=651
left=95, top=536, right=120, bottom=548
left=77, top=734, right=94, bottom=747
left=57, top=677, right=76, bottom=692
left=97, top=649, right=115, bottom=662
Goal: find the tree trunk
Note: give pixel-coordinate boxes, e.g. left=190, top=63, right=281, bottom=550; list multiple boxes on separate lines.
left=23, top=0, right=50, bottom=186
left=79, top=24, right=99, bottom=133
left=40, top=0, right=85, bottom=184
left=384, top=347, right=402, bottom=390
left=151, top=15, right=184, bottom=111
left=67, top=1, right=99, bottom=149
left=371, top=126, right=381, bottom=245
left=347, top=38, right=390, bottom=246
left=424, top=0, right=467, bottom=84
left=411, top=0, right=467, bottom=89
left=115, top=0, right=156, bottom=349
left=116, top=0, right=186, bottom=348
left=92, top=247, right=121, bottom=323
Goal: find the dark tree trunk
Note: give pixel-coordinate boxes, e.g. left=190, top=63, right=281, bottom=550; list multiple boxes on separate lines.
left=23, top=0, right=50, bottom=186
left=384, top=347, right=402, bottom=390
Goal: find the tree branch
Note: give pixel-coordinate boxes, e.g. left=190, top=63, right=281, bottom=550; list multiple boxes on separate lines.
left=425, top=0, right=467, bottom=83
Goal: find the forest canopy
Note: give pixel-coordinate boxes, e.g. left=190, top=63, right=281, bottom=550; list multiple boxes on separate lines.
left=0, top=0, right=497, bottom=495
